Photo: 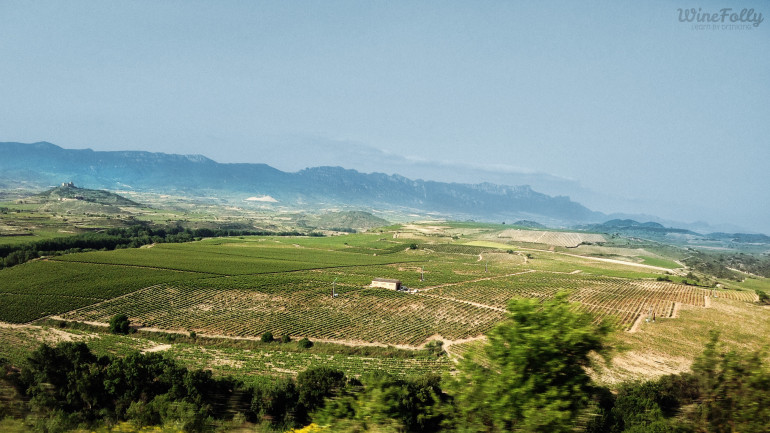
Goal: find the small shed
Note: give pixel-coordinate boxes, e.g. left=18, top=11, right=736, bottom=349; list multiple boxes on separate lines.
left=371, top=278, right=402, bottom=291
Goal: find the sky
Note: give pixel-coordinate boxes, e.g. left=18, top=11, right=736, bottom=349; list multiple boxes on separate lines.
left=1, top=1, right=769, bottom=232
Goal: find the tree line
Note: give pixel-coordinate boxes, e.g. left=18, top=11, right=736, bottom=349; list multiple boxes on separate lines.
left=0, top=225, right=322, bottom=269
left=1, top=294, right=769, bottom=432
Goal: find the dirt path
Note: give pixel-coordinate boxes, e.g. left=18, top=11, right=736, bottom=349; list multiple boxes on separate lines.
left=442, top=335, right=487, bottom=353
left=507, top=245, right=681, bottom=273
left=142, top=343, right=172, bottom=353
left=671, top=302, right=682, bottom=318
left=727, top=267, right=764, bottom=279
left=705, top=295, right=712, bottom=308
left=628, top=314, right=645, bottom=333
left=557, top=252, right=679, bottom=272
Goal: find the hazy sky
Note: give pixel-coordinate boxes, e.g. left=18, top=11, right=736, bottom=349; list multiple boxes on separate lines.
left=1, top=1, right=768, bottom=232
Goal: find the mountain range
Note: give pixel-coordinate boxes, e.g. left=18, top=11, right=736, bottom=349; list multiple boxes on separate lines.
left=2, top=141, right=762, bottom=238
left=1, top=141, right=606, bottom=225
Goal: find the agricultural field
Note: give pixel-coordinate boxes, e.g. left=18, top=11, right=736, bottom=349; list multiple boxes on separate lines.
left=1, top=221, right=767, bottom=384
left=0, top=324, right=452, bottom=385
left=494, top=229, right=606, bottom=247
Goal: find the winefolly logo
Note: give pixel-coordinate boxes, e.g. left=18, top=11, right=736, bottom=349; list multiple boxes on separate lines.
left=678, top=7, right=764, bottom=30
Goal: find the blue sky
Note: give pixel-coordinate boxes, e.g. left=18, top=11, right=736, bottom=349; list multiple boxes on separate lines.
left=1, top=1, right=768, bottom=232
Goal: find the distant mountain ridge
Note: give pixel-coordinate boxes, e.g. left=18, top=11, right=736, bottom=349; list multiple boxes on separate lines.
left=0, top=141, right=608, bottom=225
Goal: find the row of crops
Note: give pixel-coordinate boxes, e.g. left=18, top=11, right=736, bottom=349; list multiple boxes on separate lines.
left=0, top=260, right=210, bottom=323
left=3, top=234, right=760, bottom=344
left=62, top=283, right=505, bottom=346
left=163, top=344, right=453, bottom=381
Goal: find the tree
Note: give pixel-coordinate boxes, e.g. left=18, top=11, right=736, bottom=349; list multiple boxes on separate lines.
left=260, top=331, right=274, bottom=343
left=298, top=338, right=313, bottom=349
left=109, top=314, right=131, bottom=335
left=451, top=292, right=612, bottom=432
left=297, top=367, right=346, bottom=416
left=690, top=331, right=770, bottom=433
left=312, top=372, right=450, bottom=433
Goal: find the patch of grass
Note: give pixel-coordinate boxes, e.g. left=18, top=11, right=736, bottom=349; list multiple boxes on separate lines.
left=639, top=256, right=681, bottom=269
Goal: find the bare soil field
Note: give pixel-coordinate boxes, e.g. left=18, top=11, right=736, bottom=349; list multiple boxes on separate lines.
left=495, top=229, right=606, bottom=247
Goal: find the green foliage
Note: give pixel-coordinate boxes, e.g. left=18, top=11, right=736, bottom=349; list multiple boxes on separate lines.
left=260, top=331, right=274, bottom=343
left=756, top=289, right=769, bottom=304
left=281, top=334, right=292, bottom=343
left=19, top=342, right=250, bottom=432
left=109, top=314, right=131, bottom=335
left=424, top=340, right=445, bottom=357
left=250, top=378, right=299, bottom=429
left=611, top=375, right=698, bottom=432
left=298, top=338, right=313, bottom=349
left=296, top=366, right=347, bottom=418
left=451, top=292, right=612, bottom=432
left=690, top=331, right=770, bottom=433
left=314, top=373, right=450, bottom=433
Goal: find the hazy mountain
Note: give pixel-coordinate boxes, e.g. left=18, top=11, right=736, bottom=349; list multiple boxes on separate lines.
left=1, top=141, right=608, bottom=225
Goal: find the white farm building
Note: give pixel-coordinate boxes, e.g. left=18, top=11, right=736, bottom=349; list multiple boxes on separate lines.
left=371, top=278, right=402, bottom=291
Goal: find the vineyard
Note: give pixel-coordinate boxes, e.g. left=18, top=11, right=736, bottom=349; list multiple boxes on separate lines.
left=0, top=260, right=208, bottom=323
left=3, top=232, right=764, bottom=352
left=161, top=344, right=452, bottom=381
left=495, top=229, right=606, bottom=247
left=62, top=283, right=506, bottom=346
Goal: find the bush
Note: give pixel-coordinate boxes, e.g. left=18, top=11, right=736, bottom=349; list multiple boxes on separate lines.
left=298, top=338, right=313, bottom=349
left=756, top=289, right=770, bottom=305
left=281, top=334, right=292, bottom=343
left=260, top=332, right=274, bottom=343
left=109, top=314, right=131, bottom=335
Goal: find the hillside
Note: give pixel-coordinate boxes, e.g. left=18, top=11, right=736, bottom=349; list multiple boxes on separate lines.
left=34, top=183, right=141, bottom=207
left=1, top=141, right=603, bottom=225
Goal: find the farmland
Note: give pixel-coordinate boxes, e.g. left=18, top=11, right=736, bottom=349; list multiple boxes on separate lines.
left=1, top=221, right=768, bottom=385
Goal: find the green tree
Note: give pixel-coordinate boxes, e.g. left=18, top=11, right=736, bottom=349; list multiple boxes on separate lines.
left=690, top=331, right=770, bottom=433
left=297, top=366, right=347, bottom=415
left=260, top=331, right=274, bottom=343
left=108, top=313, right=131, bottom=335
left=313, top=372, right=450, bottom=433
left=451, top=292, right=612, bottom=432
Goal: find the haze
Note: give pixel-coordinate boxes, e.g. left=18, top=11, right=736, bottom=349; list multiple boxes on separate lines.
left=1, top=1, right=768, bottom=232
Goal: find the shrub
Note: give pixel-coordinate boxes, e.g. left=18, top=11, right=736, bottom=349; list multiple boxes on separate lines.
left=756, top=289, right=770, bottom=305
left=298, top=338, right=313, bottom=349
left=109, top=313, right=131, bottom=335
left=281, top=334, right=292, bottom=343
left=260, top=332, right=274, bottom=343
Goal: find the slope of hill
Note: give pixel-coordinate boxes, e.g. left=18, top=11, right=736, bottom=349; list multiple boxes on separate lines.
left=34, top=183, right=141, bottom=207
left=1, top=141, right=604, bottom=225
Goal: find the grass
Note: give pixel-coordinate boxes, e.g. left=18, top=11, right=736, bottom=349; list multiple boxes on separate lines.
left=596, top=297, right=770, bottom=386
left=639, top=255, right=681, bottom=269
